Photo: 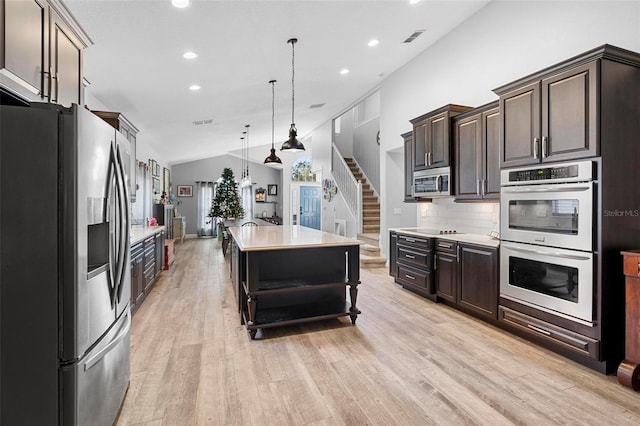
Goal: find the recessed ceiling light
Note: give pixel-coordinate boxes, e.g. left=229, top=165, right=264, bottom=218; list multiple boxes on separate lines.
left=189, top=85, right=201, bottom=91
left=172, top=0, right=190, bottom=8
left=368, top=39, right=379, bottom=47
left=340, top=69, right=350, bottom=75
left=183, top=51, right=198, bottom=59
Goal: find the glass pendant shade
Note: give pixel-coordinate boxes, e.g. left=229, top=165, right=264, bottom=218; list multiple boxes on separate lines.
left=264, top=80, right=282, bottom=165
left=281, top=38, right=305, bottom=152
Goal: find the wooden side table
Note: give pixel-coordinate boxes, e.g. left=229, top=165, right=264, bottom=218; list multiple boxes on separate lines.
left=618, top=250, right=640, bottom=390
left=164, top=239, right=175, bottom=271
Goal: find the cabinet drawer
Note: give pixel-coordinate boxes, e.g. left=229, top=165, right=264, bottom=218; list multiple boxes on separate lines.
left=499, top=306, right=599, bottom=359
left=623, top=254, right=640, bottom=277
left=144, top=247, right=155, bottom=268
left=397, top=246, right=431, bottom=269
left=396, top=264, right=433, bottom=293
left=131, top=242, right=143, bottom=259
left=435, top=239, right=457, bottom=254
left=144, top=263, right=155, bottom=286
left=398, top=233, right=433, bottom=250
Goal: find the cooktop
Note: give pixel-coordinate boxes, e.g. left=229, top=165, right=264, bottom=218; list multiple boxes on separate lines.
left=412, top=228, right=464, bottom=235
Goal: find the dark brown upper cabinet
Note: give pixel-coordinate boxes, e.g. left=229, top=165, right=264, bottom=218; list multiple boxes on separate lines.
left=401, top=131, right=415, bottom=202
left=0, top=0, right=90, bottom=106
left=454, top=101, right=500, bottom=201
left=410, top=104, right=471, bottom=171
left=495, top=60, right=597, bottom=168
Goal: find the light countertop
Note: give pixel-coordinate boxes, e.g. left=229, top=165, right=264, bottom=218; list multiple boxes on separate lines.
left=228, top=225, right=361, bottom=252
left=390, top=227, right=500, bottom=248
left=130, top=225, right=166, bottom=245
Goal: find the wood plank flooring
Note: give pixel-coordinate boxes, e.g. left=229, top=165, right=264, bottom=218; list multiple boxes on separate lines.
left=117, top=238, right=640, bottom=425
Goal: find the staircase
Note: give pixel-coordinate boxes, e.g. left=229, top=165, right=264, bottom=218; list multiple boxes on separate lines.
left=344, top=158, right=386, bottom=269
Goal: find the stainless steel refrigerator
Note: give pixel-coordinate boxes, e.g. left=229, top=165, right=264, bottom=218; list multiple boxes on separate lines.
left=1, top=103, right=131, bottom=425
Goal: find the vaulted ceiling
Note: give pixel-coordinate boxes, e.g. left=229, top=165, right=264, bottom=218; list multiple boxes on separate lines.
left=65, top=0, right=489, bottom=165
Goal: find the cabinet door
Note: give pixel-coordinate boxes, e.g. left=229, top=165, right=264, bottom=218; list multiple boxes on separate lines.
left=541, top=62, right=598, bottom=162
left=413, top=122, right=427, bottom=171
left=403, top=133, right=415, bottom=201
left=389, top=232, right=398, bottom=277
left=427, top=112, right=450, bottom=168
left=50, top=8, right=82, bottom=107
left=155, top=232, right=165, bottom=275
left=458, top=244, right=498, bottom=320
left=455, top=113, right=482, bottom=200
left=1, top=0, right=48, bottom=100
left=132, top=256, right=144, bottom=307
left=483, top=107, right=501, bottom=198
left=499, top=81, right=541, bottom=168
left=435, top=252, right=457, bottom=302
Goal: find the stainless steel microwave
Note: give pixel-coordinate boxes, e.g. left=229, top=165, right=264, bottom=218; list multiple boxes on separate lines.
left=413, top=167, right=451, bottom=197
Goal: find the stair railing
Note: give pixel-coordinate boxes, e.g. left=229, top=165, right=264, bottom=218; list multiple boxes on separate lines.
left=331, top=144, right=363, bottom=234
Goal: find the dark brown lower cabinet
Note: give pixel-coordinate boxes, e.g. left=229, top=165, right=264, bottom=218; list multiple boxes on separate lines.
left=435, top=239, right=498, bottom=321
left=393, top=233, right=435, bottom=299
left=130, top=230, right=165, bottom=316
left=458, top=243, right=498, bottom=319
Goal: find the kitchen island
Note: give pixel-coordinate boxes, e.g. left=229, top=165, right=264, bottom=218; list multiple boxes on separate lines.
left=227, top=225, right=361, bottom=339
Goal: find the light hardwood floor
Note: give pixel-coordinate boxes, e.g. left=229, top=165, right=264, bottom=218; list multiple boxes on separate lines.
left=117, top=238, right=640, bottom=425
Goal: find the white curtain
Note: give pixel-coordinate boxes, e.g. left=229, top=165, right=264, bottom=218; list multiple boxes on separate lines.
left=196, top=181, right=214, bottom=236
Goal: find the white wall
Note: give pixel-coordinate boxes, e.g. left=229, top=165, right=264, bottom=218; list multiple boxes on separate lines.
left=379, top=0, right=640, bottom=258
left=171, top=155, right=282, bottom=235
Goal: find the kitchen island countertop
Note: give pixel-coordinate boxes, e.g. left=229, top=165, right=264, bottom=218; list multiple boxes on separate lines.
left=228, top=225, right=361, bottom=252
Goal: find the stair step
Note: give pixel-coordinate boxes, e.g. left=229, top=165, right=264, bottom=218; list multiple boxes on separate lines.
left=363, top=217, right=380, bottom=223
left=363, top=210, right=380, bottom=217
left=360, top=243, right=380, bottom=256
left=363, top=226, right=380, bottom=234
left=359, top=254, right=387, bottom=268
left=358, top=233, right=379, bottom=246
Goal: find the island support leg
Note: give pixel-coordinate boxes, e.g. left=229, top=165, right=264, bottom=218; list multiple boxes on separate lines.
left=347, top=245, right=361, bottom=325
left=247, top=295, right=257, bottom=339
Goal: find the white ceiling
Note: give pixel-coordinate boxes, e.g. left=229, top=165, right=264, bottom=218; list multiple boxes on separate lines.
left=64, top=0, right=489, bottom=165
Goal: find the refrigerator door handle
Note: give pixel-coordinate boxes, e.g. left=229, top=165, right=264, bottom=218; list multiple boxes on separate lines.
left=106, top=145, right=118, bottom=307
left=114, top=145, right=130, bottom=302
left=83, top=310, right=131, bottom=371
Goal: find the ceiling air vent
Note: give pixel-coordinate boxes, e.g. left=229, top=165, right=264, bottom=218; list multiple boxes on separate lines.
left=403, top=30, right=425, bottom=43
left=309, top=103, right=325, bottom=109
left=193, top=119, right=214, bottom=126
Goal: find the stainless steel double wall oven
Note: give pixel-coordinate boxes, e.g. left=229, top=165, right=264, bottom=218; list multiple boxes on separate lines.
left=500, top=160, right=596, bottom=323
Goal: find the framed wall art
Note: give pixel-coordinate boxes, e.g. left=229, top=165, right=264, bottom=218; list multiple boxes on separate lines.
left=268, top=184, right=278, bottom=196
left=177, top=185, right=193, bottom=197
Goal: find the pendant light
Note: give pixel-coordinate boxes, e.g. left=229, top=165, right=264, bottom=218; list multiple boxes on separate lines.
left=264, top=79, right=282, bottom=165
left=240, top=134, right=245, bottom=180
left=281, top=38, right=305, bottom=152
left=241, top=125, right=252, bottom=188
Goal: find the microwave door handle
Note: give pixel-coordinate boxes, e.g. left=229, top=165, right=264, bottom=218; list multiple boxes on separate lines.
left=437, top=175, right=442, bottom=192
left=505, top=244, right=591, bottom=261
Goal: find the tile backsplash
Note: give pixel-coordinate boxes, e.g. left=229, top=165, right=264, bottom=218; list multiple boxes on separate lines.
left=417, top=198, right=499, bottom=236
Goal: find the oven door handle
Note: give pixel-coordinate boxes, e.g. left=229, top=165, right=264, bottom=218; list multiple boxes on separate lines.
left=501, top=185, right=591, bottom=193
left=503, top=244, right=591, bottom=261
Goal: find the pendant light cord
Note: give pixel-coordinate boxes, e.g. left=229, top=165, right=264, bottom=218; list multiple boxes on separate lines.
left=290, top=38, right=296, bottom=125
left=271, top=80, right=275, bottom=147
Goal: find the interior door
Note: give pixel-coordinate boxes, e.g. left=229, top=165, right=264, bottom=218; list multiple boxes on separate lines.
left=300, top=185, right=321, bottom=229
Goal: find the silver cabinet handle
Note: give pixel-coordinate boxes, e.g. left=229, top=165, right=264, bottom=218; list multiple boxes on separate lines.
left=405, top=254, right=416, bottom=259
left=456, top=245, right=460, bottom=262
left=434, top=256, right=437, bottom=270
left=533, top=137, right=539, bottom=159
left=477, top=180, right=481, bottom=196
left=527, top=324, right=551, bottom=336
left=427, top=152, right=432, bottom=166
left=542, top=136, right=548, bottom=158
left=405, top=274, right=416, bottom=280
left=404, top=237, right=416, bottom=243
left=424, top=153, right=428, bottom=166
left=438, top=242, right=452, bottom=249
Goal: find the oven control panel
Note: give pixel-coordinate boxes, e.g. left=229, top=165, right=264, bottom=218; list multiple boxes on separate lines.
left=509, top=164, right=579, bottom=182
left=501, top=160, right=594, bottom=185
